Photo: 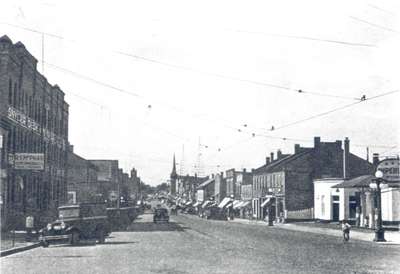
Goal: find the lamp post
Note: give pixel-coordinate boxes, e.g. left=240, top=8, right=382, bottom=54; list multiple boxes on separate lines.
left=370, top=170, right=387, bottom=242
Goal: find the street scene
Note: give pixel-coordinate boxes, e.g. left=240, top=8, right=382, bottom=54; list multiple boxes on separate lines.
left=1, top=0, right=400, bottom=273
left=2, top=207, right=400, bottom=274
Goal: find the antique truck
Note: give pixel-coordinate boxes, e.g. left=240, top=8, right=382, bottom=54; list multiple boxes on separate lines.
left=39, top=203, right=111, bottom=247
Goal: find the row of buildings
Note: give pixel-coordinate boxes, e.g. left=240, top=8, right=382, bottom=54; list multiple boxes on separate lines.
left=0, top=35, right=142, bottom=230
left=170, top=137, right=400, bottom=225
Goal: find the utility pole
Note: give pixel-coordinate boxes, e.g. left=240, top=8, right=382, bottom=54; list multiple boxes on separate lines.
left=195, top=137, right=204, bottom=177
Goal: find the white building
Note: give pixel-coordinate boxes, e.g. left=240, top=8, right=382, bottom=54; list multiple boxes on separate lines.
left=314, top=175, right=400, bottom=225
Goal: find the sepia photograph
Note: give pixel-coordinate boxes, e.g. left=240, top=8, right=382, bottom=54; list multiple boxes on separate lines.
left=0, top=0, right=400, bottom=273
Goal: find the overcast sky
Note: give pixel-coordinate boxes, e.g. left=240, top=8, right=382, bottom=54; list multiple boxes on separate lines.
left=2, top=0, right=400, bottom=185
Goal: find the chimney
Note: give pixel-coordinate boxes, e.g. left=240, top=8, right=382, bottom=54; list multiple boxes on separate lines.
left=266, top=157, right=270, bottom=165
left=220, top=172, right=224, bottom=178
left=251, top=168, right=255, bottom=173
left=243, top=168, right=246, bottom=173
left=212, top=174, right=214, bottom=178
left=294, top=144, right=300, bottom=154
left=343, top=137, right=350, bottom=179
left=372, top=153, right=380, bottom=167
left=270, top=152, right=274, bottom=162
left=277, top=149, right=282, bottom=159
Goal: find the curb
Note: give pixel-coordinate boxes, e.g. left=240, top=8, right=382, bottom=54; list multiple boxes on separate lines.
left=1, top=242, right=41, bottom=257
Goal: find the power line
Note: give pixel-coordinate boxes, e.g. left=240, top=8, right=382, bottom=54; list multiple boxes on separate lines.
left=273, top=90, right=400, bottom=131
left=3, top=21, right=361, bottom=102
left=349, top=16, right=399, bottom=33
left=229, top=29, right=377, bottom=48
left=47, top=61, right=398, bottom=152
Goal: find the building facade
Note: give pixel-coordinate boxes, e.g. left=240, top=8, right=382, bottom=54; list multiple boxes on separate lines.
left=252, top=137, right=374, bottom=221
left=66, top=146, right=98, bottom=204
left=0, top=35, right=69, bottom=229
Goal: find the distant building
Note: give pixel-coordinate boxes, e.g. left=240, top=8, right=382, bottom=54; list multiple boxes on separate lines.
left=66, top=145, right=99, bottom=204
left=89, top=160, right=120, bottom=206
left=0, top=35, right=69, bottom=229
left=170, top=154, right=207, bottom=201
left=214, top=172, right=226, bottom=204
left=252, top=137, right=374, bottom=221
left=196, top=176, right=215, bottom=203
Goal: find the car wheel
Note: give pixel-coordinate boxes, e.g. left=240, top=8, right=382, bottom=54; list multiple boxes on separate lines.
left=97, top=227, right=105, bottom=244
left=69, top=230, right=80, bottom=245
left=41, top=241, right=49, bottom=248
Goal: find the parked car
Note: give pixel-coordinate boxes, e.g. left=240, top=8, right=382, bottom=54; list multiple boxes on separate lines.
left=39, top=203, right=110, bottom=247
left=153, top=207, right=169, bottom=223
left=204, top=206, right=227, bottom=220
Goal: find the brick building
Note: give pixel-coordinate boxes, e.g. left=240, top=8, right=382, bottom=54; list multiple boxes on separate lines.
left=252, top=137, right=374, bottom=221
left=89, top=160, right=120, bottom=207
left=0, top=35, right=69, bottom=229
left=66, top=146, right=99, bottom=204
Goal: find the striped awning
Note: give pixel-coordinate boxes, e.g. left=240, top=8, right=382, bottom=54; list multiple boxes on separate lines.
left=218, top=197, right=232, bottom=208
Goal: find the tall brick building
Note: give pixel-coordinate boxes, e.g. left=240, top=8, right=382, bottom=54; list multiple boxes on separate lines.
left=252, top=137, right=374, bottom=221
left=0, top=35, right=69, bottom=229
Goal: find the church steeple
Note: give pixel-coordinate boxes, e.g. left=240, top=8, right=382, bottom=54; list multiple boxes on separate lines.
left=171, top=154, right=177, bottom=178
left=170, top=154, right=178, bottom=195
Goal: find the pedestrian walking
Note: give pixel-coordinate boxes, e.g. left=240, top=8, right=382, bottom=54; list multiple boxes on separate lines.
left=342, top=220, right=351, bottom=242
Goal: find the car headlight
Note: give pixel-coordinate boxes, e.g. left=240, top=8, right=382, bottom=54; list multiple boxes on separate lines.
left=47, top=223, right=52, bottom=230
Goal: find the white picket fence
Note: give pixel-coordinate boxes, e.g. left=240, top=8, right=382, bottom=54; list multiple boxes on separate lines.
left=285, top=208, right=314, bottom=220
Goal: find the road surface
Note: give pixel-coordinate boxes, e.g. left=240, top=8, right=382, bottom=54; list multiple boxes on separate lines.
left=1, top=212, right=399, bottom=274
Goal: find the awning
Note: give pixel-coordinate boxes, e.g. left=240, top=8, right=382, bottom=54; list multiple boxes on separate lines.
left=232, top=200, right=241, bottom=208
left=202, top=200, right=213, bottom=208
left=233, top=201, right=244, bottom=209
left=185, top=201, right=193, bottom=206
left=193, top=201, right=200, bottom=207
left=218, top=197, right=232, bottom=208
left=261, top=198, right=274, bottom=208
left=240, top=200, right=251, bottom=208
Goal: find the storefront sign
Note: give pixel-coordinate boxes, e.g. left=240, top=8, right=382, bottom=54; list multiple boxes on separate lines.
left=11, top=153, right=45, bottom=170
left=377, top=158, right=400, bottom=182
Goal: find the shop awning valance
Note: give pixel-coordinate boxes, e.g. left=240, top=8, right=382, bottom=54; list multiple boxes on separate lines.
left=202, top=200, right=213, bottom=208
left=261, top=198, right=274, bottom=208
left=218, top=197, right=232, bottom=208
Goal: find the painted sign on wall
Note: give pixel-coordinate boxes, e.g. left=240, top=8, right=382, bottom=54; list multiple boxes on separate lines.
left=9, top=153, right=45, bottom=170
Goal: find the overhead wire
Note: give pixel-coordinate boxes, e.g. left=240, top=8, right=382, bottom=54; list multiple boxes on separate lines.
left=273, top=89, right=400, bottom=131
left=349, top=16, right=400, bottom=33
left=2, top=22, right=362, bottom=101
left=229, top=28, right=377, bottom=48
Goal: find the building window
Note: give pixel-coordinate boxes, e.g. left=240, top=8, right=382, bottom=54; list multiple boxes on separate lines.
left=349, top=196, right=357, bottom=218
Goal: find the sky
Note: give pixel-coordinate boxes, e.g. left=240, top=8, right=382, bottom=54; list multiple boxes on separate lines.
left=2, top=0, right=400, bottom=185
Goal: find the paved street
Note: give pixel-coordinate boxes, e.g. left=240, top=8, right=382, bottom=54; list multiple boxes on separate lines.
left=1, top=213, right=400, bottom=274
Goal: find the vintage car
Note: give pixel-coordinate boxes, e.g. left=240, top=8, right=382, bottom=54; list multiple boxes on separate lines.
left=39, top=203, right=111, bottom=247
left=204, top=206, right=228, bottom=221
left=153, top=207, right=169, bottom=223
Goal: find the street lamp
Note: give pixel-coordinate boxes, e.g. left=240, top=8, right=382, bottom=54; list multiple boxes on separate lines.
left=370, top=170, right=387, bottom=242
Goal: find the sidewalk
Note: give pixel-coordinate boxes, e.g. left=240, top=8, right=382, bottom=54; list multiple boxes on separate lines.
left=1, top=231, right=40, bottom=256
left=231, top=218, right=400, bottom=245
